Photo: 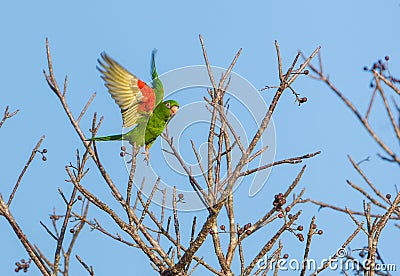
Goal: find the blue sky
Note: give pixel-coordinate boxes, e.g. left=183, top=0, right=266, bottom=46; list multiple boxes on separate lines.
left=1, top=0, right=399, bottom=275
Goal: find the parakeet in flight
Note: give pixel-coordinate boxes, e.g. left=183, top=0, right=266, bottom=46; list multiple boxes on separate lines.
left=89, top=51, right=179, bottom=161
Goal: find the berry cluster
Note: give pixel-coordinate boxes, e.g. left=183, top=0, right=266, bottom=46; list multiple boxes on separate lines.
left=237, top=223, right=252, bottom=236
left=289, top=223, right=323, bottom=242
left=120, top=145, right=127, bottom=157
left=209, top=222, right=252, bottom=236
left=363, top=56, right=400, bottom=87
left=261, top=67, right=309, bottom=106
left=37, top=148, right=48, bottom=161
left=295, top=225, right=305, bottom=242
left=363, top=56, right=390, bottom=72
left=273, top=193, right=286, bottom=211
left=14, top=259, right=30, bottom=273
left=311, top=223, right=323, bottom=235
left=275, top=193, right=291, bottom=220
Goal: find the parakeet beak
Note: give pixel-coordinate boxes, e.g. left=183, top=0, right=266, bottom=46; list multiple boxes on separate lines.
left=170, top=106, right=179, bottom=116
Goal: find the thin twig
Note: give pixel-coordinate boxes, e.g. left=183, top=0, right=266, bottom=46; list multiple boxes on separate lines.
left=300, top=216, right=316, bottom=276
left=77, top=92, right=96, bottom=124
left=239, top=151, right=320, bottom=177
left=53, top=187, right=78, bottom=274
left=76, top=255, right=95, bottom=276
left=0, top=105, right=20, bottom=128
left=8, top=135, right=45, bottom=206
left=172, top=187, right=181, bottom=259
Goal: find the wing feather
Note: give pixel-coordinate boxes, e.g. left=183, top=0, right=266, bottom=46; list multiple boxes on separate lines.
left=97, top=52, right=155, bottom=127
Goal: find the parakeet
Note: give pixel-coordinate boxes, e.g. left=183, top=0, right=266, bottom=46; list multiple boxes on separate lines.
left=89, top=51, right=179, bottom=161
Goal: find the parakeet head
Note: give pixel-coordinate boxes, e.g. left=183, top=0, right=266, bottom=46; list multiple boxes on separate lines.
left=155, top=99, right=179, bottom=119
left=164, top=99, right=179, bottom=117
left=151, top=99, right=180, bottom=122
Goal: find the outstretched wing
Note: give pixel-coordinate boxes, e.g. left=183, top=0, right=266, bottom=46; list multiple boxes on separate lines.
left=97, top=52, right=156, bottom=127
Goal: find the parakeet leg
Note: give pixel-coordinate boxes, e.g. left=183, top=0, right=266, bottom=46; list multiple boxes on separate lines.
left=144, top=145, right=150, bottom=165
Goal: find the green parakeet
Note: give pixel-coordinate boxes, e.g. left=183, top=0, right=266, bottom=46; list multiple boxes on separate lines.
left=89, top=51, right=179, bottom=160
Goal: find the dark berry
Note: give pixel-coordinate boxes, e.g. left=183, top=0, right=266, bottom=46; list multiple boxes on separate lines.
left=285, top=206, right=291, bottom=212
left=363, top=66, right=368, bottom=71
left=209, top=229, right=214, bottom=235
left=312, top=224, right=317, bottom=229
left=297, top=225, right=304, bottom=231
left=303, top=70, right=309, bottom=75
left=245, top=230, right=251, bottom=235
left=283, top=253, right=289, bottom=259
left=244, top=223, right=251, bottom=230
left=386, top=194, right=391, bottom=200
left=299, top=97, right=308, bottom=103
left=42, top=149, right=48, bottom=153
left=385, top=56, right=389, bottom=61
left=288, top=214, right=293, bottom=219
left=178, top=193, right=184, bottom=200
left=77, top=195, right=82, bottom=200
left=317, top=230, right=323, bottom=235
left=121, top=146, right=126, bottom=151
left=278, top=213, right=283, bottom=218
left=220, top=225, right=225, bottom=231
left=42, top=156, right=47, bottom=161
left=70, top=228, right=75, bottom=233
left=120, top=152, right=125, bottom=157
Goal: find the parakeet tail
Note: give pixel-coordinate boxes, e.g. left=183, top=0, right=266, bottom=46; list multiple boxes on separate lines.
left=151, top=49, right=158, bottom=80
left=89, top=134, right=123, bottom=141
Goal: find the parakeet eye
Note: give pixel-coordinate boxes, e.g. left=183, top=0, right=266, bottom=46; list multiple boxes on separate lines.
left=165, top=102, right=171, bottom=108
